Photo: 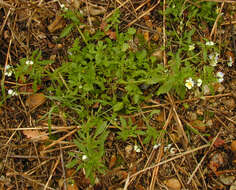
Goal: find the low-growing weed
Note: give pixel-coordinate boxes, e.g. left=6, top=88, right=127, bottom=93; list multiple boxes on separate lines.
left=5, top=0, right=225, bottom=183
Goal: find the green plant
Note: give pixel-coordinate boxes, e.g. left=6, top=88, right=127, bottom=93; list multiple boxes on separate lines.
left=66, top=118, right=109, bottom=184
left=9, top=3, right=223, bottom=184
left=15, top=49, right=53, bottom=91
left=116, top=117, right=145, bottom=141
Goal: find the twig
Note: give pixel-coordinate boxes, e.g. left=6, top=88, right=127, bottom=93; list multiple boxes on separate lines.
left=128, top=144, right=210, bottom=181
left=60, top=144, right=67, bottom=190
left=125, top=1, right=161, bottom=28
left=43, top=157, right=60, bottom=190
left=187, top=131, right=221, bottom=184
left=210, top=2, right=224, bottom=40
left=163, top=0, right=167, bottom=66
left=43, top=128, right=78, bottom=151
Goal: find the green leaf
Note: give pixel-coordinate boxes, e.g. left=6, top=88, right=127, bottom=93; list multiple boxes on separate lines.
left=66, top=159, right=78, bottom=168
left=113, top=102, right=124, bottom=112
left=60, top=24, right=74, bottom=38
left=156, top=79, right=174, bottom=95
left=127, top=28, right=136, bottom=35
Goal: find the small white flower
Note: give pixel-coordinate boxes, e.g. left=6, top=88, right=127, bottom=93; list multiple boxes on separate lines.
left=206, top=41, right=215, bottom=46
left=5, top=65, right=13, bottom=77
left=216, top=71, right=224, bottom=78
left=25, top=60, right=34, bottom=65
left=185, top=77, right=194, bottom=89
left=8, top=89, right=13, bottom=95
left=216, top=71, right=224, bottom=83
left=5, top=70, right=13, bottom=77
left=209, top=52, right=219, bottom=67
left=227, top=56, right=233, bottom=67
left=153, top=143, right=161, bottom=150
left=218, top=77, right=224, bottom=83
left=60, top=4, right=68, bottom=11
left=197, top=79, right=202, bottom=87
left=8, top=89, right=18, bottom=96
left=134, top=145, right=141, bottom=153
left=188, top=44, right=195, bottom=51
left=82, top=155, right=88, bottom=161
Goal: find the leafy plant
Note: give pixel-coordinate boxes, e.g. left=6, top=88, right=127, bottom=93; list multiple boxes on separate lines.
left=116, top=117, right=145, bottom=141
left=15, top=49, right=53, bottom=91
left=66, top=118, right=109, bottom=184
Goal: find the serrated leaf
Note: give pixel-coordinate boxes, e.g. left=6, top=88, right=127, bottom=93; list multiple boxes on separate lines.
left=60, top=24, right=74, bottom=38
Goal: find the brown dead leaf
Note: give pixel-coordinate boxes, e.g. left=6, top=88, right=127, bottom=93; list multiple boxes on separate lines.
left=67, top=183, right=79, bottom=190
left=143, top=30, right=149, bottom=42
left=144, top=15, right=153, bottom=28
left=48, top=15, right=65, bottom=33
left=152, top=49, right=164, bottom=62
left=22, top=130, right=48, bottom=141
left=109, top=154, right=117, bottom=169
left=190, top=120, right=206, bottom=132
left=88, top=6, right=106, bottom=16
left=213, top=137, right=225, bottom=148
left=155, top=110, right=165, bottom=122
left=25, top=93, right=46, bottom=109
left=209, top=152, right=224, bottom=172
left=164, top=178, right=181, bottom=190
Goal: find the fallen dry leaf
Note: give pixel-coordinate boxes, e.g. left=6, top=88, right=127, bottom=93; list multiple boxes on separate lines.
left=190, top=120, right=206, bottom=132
left=109, top=154, right=117, bottom=169
left=88, top=6, right=106, bottom=16
left=213, top=137, right=225, bottom=148
left=48, top=15, right=65, bottom=33
left=22, top=130, right=48, bottom=141
left=67, top=183, right=79, bottom=190
left=25, top=93, right=46, bottom=109
left=209, top=152, right=224, bottom=172
left=164, top=178, right=181, bottom=190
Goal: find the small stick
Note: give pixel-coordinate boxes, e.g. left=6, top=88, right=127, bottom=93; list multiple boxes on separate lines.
left=126, top=1, right=161, bottom=28
left=187, top=131, right=221, bottom=184
left=43, top=157, right=60, bottom=190
left=127, top=144, right=210, bottom=181
left=43, top=128, right=78, bottom=151
left=210, top=2, right=224, bottom=40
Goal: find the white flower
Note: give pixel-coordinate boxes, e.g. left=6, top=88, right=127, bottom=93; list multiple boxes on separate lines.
left=209, top=52, right=219, bottom=67
left=206, top=41, right=215, bottom=46
left=60, top=4, right=68, bottom=11
left=185, top=77, right=194, bottom=89
left=153, top=143, right=161, bottom=150
left=188, top=44, right=195, bottom=51
left=216, top=71, right=224, bottom=83
left=25, top=60, right=34, bottom=65
left=5, top=65, right=13, bottom=77
left=197, top=79, right=202, bottom=87
left=5, top=70, right=13, bottom=77
left=82, top=155, right=88, bottom=161
left=134, top=145, right=141, bottom=153
left=216, top=71, right=224, bottom=78
left=218, top=78, right=224, bottom=83
left=227, top=56, right=233, bottom=67
left=8, top=89, right=18, bottom=96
